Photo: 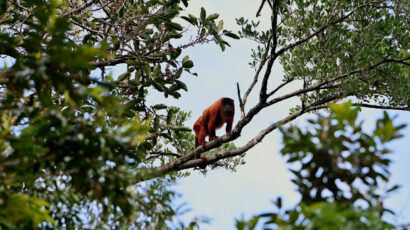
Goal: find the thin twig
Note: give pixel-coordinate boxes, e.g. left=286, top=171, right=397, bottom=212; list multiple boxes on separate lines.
left=256, top=0, right=267, bottom=17
left=266, top=57, right=409, bottom=106
left=352, top=103, right=409, bottom=111
left=242, top=35, right=272, bottom=107
left=236, top=82, right=245, bottom=118
left=146, top=151, right=181, bottom=160
left=62, top=0, right=97, bottom=17
left=266, top=77, right=294, bottom=97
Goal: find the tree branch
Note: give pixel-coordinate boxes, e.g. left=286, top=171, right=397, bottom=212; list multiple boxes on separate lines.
left=241, top=35, right=271, bottom=108
left=177, top=103, right=330, bottom=170
left=91, top=55, right=162, bottom=68
left=62, top=0, right=97, bottom=17
left=256, top=0, right=267, bottom=17
left=266, top=77, right=294, bottom=98
left=259, top=0, right=279, bottom=101
left=133, top=1, right=407, bottom=183
left=266, top=57, right=409, bottom=106
left=256, top=0, right=273, bottom=17
left=135, top=95, right=338, bottom=182
left=150, top=58, right=389, bottom=177
left=352, top=103, right=409, bottom=111
left=146, top=151, right=181, bottom=160
left=236, top=82, right=245, bottom=118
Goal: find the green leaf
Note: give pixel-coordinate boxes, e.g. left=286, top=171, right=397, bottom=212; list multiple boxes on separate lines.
left=225, top=31, right=240, bottom=39
left=188, top=14, right=198, bottom=25
left=152, top=80, right=164, bottom=91
left=153, top=104, right=167, bottom=110
left=166, top=22, right=183, bottom=31
left=175, top=80, right=188, bottom=91
left=133, top=39, right=139, bottom=49
left=160, top=133, right=172, bottom=139
left=182, top=60, right=193, bottom=68
left=275, top=197, right=282, bottom=209
left=207, top=13, right=219, bottom=21
left=387, top=185, right=401, bottom=193
left=119, top=7, right=125, bottom=17
left=174, top=127, right=191, bottom=132
left=118, top=72, right=131, bottom=81
left=181, top=16, right=193, bottom=24
left=171, top=48, right=182, bottom=59
left=219, top=42, right=225, bottom=51
left=200, top=7, right=206, bottom=23
left=217, top=20, right=224, bottom=32
left=143, top=64, right=151, bottom=78
left=164, top=8, right=179, bottom=18
left=153, top=65, right=161, bottom=79
left=71, top=16, right=82, bottom=24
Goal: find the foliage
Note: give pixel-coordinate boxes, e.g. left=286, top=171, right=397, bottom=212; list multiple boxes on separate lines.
left=281, top=102, right=405, bottom=204
left=0, top=0, right=240, bottom=228
left=237, top=200, right=395, bottom=230
left=236, top=0, right=408, bottom=111
left=279, top=0, right=409, bottom=107
left=235, top=102, right=406, bottom=229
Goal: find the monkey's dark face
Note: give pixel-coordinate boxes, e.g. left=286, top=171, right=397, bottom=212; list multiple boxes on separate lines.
left=223, top=104, right=234, bottom=115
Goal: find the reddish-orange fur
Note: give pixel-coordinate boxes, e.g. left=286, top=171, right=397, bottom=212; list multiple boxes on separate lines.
left=193, top=97, right=234, bottom=148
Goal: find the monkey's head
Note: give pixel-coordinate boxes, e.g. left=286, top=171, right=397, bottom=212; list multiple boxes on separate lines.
left=223, top=103, right=234, bottom=115
left=221, top=98, right=234, bottom=116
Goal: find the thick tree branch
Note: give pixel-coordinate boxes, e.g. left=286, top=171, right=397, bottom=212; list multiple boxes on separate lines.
left=140, top=57, right=407, bottom=181
left=135, top=93, right=341, bottom=182
left=241, top=35, right=272, bottom=109
left=177, top=104, right=330, bottom=170
left=259, top=0, right=279, bottom=101
left=134, top=1, right=407, bottom=183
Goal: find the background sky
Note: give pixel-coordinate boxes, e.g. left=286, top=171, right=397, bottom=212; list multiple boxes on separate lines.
left=109, top=1, right=410, bottom=229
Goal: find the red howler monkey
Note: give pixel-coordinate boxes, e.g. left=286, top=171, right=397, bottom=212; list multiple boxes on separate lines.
left=193, top=97, right=234, bottom=148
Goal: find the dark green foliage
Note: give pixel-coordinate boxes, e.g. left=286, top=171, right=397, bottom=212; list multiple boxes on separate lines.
left=236, top=102, right=405, bottom=229
left=281, top=102, right=405, bottom=204
left=0, top=0, right=239, bottom=228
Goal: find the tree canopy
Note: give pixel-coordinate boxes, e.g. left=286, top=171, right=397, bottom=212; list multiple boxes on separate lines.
left=237, top=102, right=406, bottom=230
left=0, top=0, right=408, bottom=228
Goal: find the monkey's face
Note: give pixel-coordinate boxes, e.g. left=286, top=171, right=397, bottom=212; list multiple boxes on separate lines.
left=223, top=104, right=234, bottom=115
